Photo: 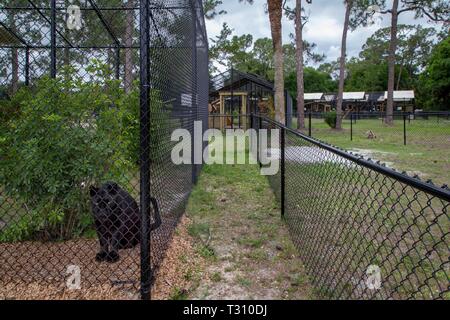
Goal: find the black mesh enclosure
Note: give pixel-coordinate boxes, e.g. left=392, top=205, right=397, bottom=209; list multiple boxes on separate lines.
left=0, top=0, right=208, bottom=300
left=253, top=115, right=449, bottom=300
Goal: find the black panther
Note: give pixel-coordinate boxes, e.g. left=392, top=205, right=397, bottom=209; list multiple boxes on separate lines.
left=90, top=182, right=161, bottom=263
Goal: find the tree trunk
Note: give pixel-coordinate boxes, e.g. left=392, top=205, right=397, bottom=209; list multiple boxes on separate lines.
left=267, top=0, right=285, bottom=124
left=386, top=0, right=399, bottom=125
left=124, top=0, right=134, bottom=93
left=295, top=0, right=305, bottom=130
left=336, top=0, right=352, bottom=130
left=396, top=58, right=404, bottom=90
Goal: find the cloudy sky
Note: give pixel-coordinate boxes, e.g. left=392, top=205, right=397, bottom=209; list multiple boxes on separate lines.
left=205, top=0, right=441, bottom=65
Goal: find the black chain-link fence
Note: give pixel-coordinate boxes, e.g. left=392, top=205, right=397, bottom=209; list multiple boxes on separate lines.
left=0, top=0, right=207, bottom=300
left=289, top=112, right=450, bottom=148
left=253, top=114, right=449, bottom=300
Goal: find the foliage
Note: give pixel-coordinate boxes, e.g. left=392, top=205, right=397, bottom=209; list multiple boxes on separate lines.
left=285, top=67, right=337, bottom=98
left=324, top=112, right=338, bottom=129
left=209, top=24, right=325, bottom=79
left=0, top=62, right=168, bottom=242
left=418, top=35, right=450, bottom=111
left=360, top=25, right=437, bottom=77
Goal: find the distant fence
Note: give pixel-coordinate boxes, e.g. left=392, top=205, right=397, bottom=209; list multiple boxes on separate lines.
left=252, top=114, right=449, bottom=300
left=288, top=112, right=450, bottom=147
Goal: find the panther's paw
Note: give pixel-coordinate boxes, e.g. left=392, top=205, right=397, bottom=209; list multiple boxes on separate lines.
left=106, top=251, right=120, bottom=263
left=95, top=251, right=108, bottom=262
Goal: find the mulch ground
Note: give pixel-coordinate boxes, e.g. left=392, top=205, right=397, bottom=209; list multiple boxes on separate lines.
left=0, top=216, right=198, bottom=300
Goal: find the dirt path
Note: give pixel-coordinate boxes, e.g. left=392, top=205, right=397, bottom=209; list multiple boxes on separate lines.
left=183, top=163, right=314, bottom=300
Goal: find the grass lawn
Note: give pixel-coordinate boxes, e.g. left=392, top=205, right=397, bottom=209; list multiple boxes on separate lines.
left=293, top=117, right=450, bottom=186
left=182, top=137, right=314, bottom=300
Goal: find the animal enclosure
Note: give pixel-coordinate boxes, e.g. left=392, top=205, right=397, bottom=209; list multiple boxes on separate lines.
left=0, top=0, right=208, bottom=299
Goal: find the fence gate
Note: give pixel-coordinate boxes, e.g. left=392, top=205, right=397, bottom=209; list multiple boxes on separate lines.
left=0, top=0, right=208, bottom=300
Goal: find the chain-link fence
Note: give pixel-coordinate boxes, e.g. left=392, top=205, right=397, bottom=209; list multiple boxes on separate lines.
left=289, top=112, right=450, bottom=147
left=0, top=0, right=207, bottom=300
left=253, top=114, right=449, bottom=300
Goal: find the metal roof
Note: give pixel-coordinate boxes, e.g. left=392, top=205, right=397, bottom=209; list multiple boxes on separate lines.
left=384, top=90, right=415, bottom=101
left=304, top=93, right=324, bottom=101
left=210, top=69, right=274, bottom=94
left=366, top=92, right=386, bottom=102
left=343, top=92, right=366, bottom=100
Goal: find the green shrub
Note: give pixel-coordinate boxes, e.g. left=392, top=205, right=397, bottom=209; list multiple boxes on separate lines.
left=0, top=61, right=170, bottom=242
left=324, top=112, right=337, bottom=129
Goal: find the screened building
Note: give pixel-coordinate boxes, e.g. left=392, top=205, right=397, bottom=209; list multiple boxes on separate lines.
left=209, top=68, right=293, bottom=129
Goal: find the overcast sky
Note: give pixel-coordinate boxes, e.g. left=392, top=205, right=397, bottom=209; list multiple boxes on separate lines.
left=205, top=0, right=442, bottom=65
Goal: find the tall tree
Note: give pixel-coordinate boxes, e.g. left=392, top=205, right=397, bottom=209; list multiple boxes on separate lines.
left=294, top=0, right=305, bottom=129
left=267, top=0, right=285, bottom=123
left=367, top=0, right=449, bottom=124
left=360, top=25, right=438, bottom=89
left=284, top=0, right=317, bottom=129
left=335, top=0, right=380, bottom=129
left=386, top=0, right=400, bottom=124
left=336, top=0, right=353, bottom=130
left=418, top=35, right=450, bottom=111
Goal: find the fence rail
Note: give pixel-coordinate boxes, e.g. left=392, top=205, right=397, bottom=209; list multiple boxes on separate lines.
left=289, top=112, right=450, bottom=147
left=252, top=114, right=450, bottom=300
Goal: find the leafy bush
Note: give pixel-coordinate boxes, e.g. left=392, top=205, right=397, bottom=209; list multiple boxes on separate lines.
left=325, top=112, right=337, bottom=129
left=0, top=61, right=170, bottom=242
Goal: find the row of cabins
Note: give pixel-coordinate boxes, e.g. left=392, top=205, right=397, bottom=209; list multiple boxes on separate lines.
left=304, top=91, right=416, bottom=115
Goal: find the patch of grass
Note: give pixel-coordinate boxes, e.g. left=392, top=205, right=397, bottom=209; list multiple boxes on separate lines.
left=197, top=245, right=216, bottom=260
left=169, top=287, right=189, bottom=300
left=188, top=223, right=210, bottom=239
left=236, top=276, right=252, bottom=288
left=238, top=236, right=266, bottom=248
left=211, top=272, right=222, bottom=283
left=186, top=136, right=313, bottom=300
left=294, top=117, right=450, bottom=185
left=291, top=274, right=308, bottom=287
left=245, top=248, right=268, bottom=261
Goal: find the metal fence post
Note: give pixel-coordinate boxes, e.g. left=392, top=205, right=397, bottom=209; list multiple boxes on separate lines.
left=25, top=47, right=30, bottom=86
left=139, top=0, right=151, bottom=301
left=191, top=2, right=198, bottom=185
left=308, top=112, right=312, bottom=137
left=404, top=113, right=407, bottom=146
left=115, top=47, right=121, bottom=80
left=258, top=116, right=262, bottom=167
left=281, top=127, right=286, bottom=218
left=50, top=0, right=56, bottom=78
left=350, top=113, right=353, bottom=141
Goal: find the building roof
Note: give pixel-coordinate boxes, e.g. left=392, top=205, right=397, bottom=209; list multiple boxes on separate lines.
left=304, top=93, right=324, bottom=101
left=304, top=91, right=415, bottom=103
left=366, top=92, right=386, bottom=102
left=324, top=93, right=337, bottom=102
left=343, top=92, right=366, bottom=100
left=309, top=92, right=366, bottom=102
left=210, top=69, right=274, bottom=94
left=384, top=90, right=415, bottom=101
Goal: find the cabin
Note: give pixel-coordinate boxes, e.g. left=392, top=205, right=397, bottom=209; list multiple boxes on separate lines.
left=209, top=69, right=293, bottom=129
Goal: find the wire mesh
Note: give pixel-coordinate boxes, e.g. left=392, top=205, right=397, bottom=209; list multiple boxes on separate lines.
left=0, top=0, right=208, bottom=300
left=254, top=114, right=450, bottom=300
